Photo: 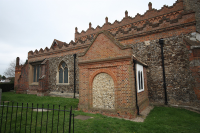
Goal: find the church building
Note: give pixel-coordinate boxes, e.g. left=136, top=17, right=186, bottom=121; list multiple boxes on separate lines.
left=15, top=0, right=200, bottom=119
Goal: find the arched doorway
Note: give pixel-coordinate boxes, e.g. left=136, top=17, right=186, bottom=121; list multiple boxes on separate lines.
left=92, top=73, right=115, bottom=109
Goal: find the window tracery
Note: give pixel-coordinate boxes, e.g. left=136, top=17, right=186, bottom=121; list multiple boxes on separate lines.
left=58, top=62, right=68, bottom=83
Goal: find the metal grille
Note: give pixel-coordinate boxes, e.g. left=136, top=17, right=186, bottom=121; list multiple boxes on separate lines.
left=0, top=102, right=74, bottom=133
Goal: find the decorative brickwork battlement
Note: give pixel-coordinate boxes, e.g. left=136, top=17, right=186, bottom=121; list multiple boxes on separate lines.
left=28, top=0, right=196, bottom=60
left=109, top=10, right=195, bottom=41
left=75, top=0, right=186, bottom=40
left=28, top=39, right=91, bottom=59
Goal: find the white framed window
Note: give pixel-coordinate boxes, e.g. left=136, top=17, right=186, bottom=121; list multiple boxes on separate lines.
left=136, top=63, right=144, bottom=93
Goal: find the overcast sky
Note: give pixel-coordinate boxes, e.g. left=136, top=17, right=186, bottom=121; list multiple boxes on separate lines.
left=0, top=0, right=177, bottom=76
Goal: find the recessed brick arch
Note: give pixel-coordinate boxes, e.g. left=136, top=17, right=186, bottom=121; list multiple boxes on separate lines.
left=89, top=69, right=118, bottom=109
left=92, top=73, right=115, bottom=109
left=89, top=69, right=117, bottom=89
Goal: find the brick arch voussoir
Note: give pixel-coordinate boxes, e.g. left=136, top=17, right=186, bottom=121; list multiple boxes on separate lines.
left=89, top=69, right=117, bottom=89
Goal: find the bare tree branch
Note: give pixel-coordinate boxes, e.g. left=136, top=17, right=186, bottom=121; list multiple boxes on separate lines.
left=4, top=59, right=24, bottom=77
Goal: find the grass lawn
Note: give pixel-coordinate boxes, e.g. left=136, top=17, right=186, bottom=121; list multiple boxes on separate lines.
left=1, top=92, right=200, bottom=133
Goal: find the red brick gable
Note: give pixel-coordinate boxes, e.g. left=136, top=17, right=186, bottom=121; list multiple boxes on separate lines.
left=79, top=31, right=132, bottom=62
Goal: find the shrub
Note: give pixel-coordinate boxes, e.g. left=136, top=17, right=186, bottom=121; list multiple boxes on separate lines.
left=0, top=83, right=14, bottom=92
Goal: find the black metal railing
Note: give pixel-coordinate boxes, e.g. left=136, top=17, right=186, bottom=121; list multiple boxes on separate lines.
left=0, top=101, right=74, bottom=133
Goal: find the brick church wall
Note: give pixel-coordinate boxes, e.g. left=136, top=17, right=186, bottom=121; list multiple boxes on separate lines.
left=37, top=60, right=49, bottom=96
left=16, top=63, right=29, bottom=94
left=78, top=32, right=149, bottom=119
left=28, top=85, right=38, bottom=94
left=137, top=67, right=149, bottom=113
left=79, top=58, right=139, bottom=119
left=14, top=65, right=22, bottom=90
left=14, top=0, right=200, bottom=117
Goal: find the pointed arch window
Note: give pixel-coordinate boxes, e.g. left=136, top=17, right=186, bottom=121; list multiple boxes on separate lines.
left=58, top=62, right=68, bottom=83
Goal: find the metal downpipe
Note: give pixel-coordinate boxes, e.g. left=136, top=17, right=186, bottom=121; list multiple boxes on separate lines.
left=133, top=60, right=140, bottom=115
left=159, top=38, right=168, bottom=105
left=73, top=54, right=76, bottom=99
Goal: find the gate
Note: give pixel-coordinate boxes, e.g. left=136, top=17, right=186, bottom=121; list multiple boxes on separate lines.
left=0, top=101, right=74, bottom=133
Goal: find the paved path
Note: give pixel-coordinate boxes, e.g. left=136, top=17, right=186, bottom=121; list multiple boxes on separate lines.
left=131, top=106, right=154, bottom=122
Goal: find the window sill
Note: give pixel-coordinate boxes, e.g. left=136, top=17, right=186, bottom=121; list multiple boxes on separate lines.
left=56, top=83, right=70, bottom=85
left=30, top=82, right=39, bottom=85
left=138, top=89, right=144, bottom=93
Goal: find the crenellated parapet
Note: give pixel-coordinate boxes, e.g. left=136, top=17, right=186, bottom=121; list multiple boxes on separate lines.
left=75, top=0, right=190, bottom=41
left=28, top=0, right=196, bottom=59
left=109, top=10, right=196, bottom=41
left=28, top=38, right=92, bottom=58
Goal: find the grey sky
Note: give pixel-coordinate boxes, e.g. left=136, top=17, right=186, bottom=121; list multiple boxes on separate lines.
left=0, top=0, right=177, bottom=76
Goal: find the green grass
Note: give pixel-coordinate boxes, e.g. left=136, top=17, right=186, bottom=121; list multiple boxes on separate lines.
left=1, top=92, right=79, bottom=132
left=1, top=92, right=78, bottom=110
left=1, top=92, right=200, bottom=133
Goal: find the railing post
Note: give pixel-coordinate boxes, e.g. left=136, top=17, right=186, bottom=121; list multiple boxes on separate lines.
left=5, top=102, right=9, bottom=133
left=20, top=103, right=23, bottom=132
left=46, top=104, right=49, bottom=133
left=30, top=103, right=33, bottom=133
left=51, top=105, right=55, bottom=133
left=40, top=104, right=44, bottom=133
left=35, top=104, right=38, bottom=133
left=25, top=103, right=28, bottom=133
left=69, top=106, right=72, bottom=133
left=15, top=102, right=18, bottom=132
left=9, top=102, right=14, bottom=133
left=73, top=114, right=74, bottom=133
left=57, top=105, right=60, bottom=133
left=0, top=89, right=2, bottom=110
left=63, top=106, right=66, bottom=133
left=0, top=101, right=4, bottom=132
